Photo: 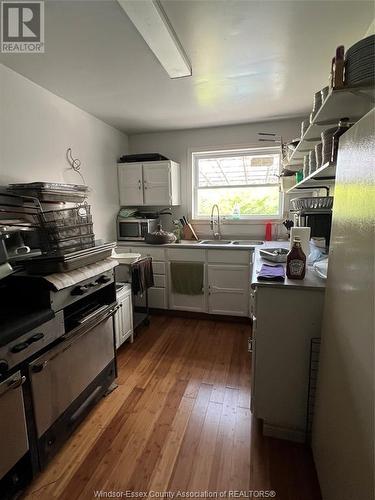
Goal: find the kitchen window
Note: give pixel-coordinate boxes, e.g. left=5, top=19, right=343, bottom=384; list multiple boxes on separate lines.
left=192, top=147, right=281, bottom=220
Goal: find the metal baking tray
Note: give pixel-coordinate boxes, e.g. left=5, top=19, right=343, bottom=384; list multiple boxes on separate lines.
left=16, top=242, right=116, bottom=275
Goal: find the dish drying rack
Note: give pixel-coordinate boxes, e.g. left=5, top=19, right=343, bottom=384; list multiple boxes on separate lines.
left=0, top=192, right=95, bottom=255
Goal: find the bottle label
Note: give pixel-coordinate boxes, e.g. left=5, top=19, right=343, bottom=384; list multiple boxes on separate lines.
left=289, top=259, right=305, bottom=276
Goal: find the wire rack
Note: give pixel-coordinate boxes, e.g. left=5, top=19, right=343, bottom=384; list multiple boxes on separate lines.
left=0, top=192, right=94, bottom=255
left=306, top=337, right=321, bottom=444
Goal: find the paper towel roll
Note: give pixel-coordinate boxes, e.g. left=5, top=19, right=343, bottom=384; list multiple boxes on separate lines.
left=290, top=226, right=311, bottom=257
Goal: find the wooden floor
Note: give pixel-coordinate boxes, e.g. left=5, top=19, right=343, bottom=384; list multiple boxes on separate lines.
left=24, top=315, right=321, bottom=500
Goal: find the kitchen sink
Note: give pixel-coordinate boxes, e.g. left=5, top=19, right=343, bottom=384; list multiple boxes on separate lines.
left=199, top=240, right=233, bottom=245
left=199, top=239, right=264, bottom=246
left=232, top=240, right=264, bottom=245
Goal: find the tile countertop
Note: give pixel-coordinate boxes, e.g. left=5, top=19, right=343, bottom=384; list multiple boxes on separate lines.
left=251, top=241, right=326, bottom=290
left=117, top=239, right=262, bottom=250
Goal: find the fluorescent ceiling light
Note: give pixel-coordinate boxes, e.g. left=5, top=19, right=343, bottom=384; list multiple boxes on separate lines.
left=117, top=0, right=192, bottom=79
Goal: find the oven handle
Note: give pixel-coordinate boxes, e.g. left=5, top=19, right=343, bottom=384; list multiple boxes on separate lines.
left=0, top=375, right=26, bottom=397
left=78, top=304, right=110, bottom=325
left=62, top=304, right=118, bottom=342
left=30, top=304, right=118, bottom=372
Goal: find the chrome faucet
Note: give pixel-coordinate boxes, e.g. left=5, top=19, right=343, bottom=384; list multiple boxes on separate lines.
left=210, top=204, right=221, bottom=240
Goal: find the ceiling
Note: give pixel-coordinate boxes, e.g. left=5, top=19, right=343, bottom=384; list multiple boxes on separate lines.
left=0, top=0, right=373, bottom=134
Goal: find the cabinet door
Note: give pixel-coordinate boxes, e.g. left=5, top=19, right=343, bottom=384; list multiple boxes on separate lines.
left=120, top=293, right=133, bottom=338
left=118, top=163, right=143, bottom=206
left=143, top=162, right=171, bottom=205
left=208, top=264, right=249, bottom=316
left=168, top=262, right=206, bottom=312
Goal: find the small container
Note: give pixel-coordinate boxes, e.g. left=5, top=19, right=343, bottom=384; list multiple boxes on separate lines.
left=287, top=236, right=306, bottom=280
left=265, top=222, right=272, bottom=241
left=296, top=170, right=303, bottom=184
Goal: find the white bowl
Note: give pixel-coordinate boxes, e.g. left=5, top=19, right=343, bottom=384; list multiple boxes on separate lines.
left=112, top=252, right=141, bottom=265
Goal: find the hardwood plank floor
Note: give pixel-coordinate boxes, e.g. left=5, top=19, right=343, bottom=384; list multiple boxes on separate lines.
left=23, top=315, right=321, bottom=500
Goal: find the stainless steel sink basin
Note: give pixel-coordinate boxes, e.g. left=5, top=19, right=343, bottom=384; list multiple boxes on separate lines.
left=199, top=240, right=232, bottom=245
left=232, top=240, right=264, bottom=245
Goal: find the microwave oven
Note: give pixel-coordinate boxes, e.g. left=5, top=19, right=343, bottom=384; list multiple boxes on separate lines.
left=117, top=217, right=159, bottom=241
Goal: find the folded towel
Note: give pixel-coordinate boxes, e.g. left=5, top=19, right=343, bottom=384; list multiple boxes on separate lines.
left=257, top=264, right=285, bottom=282
left=131, top=257, right=154, bottom=295
left=170, top=261, right=204, bottom=295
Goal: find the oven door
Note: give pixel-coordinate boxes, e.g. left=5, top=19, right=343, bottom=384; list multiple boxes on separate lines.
left=0, top=371, right=28, bottom=479
left=118, top=220, right=141, bottom=240
left=28, top=305, right=116, bottom=438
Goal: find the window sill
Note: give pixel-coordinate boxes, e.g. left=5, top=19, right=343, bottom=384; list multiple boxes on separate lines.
left=191, top=218, right=283, bottom=226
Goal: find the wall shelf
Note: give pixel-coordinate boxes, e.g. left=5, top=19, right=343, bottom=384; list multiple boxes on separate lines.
left=287, top=162, right=336, bottom=193
left=285, top=85, right=375, bottom=171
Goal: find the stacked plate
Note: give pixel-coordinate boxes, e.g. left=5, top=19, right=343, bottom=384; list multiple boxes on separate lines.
left=321, top=127, right=337, bottom=166
left=345, top=34, right=375, bottom=86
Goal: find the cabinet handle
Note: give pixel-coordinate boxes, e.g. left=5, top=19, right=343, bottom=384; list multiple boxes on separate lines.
left=248, top=337, right=253, bottom=353
left=144, top=180, right=148, bottom=190
left=138, top=180, right=142, bottom=190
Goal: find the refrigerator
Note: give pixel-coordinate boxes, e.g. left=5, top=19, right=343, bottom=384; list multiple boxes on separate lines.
left=312, top=108, right=374, bottom=500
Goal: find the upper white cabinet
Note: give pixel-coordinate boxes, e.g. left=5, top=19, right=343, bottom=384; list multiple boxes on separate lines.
left=118, top=161, right=180, bottom=206
left=118, top=163, right=143, bottom=206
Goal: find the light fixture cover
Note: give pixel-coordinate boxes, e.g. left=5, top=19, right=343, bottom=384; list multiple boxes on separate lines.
left=118, top=0, right=192, bottom=79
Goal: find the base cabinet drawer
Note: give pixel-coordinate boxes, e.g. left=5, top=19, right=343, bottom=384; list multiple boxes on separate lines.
left=134, top=287, right=168, bottom=309
left=153, top=274, right=166, bottom=287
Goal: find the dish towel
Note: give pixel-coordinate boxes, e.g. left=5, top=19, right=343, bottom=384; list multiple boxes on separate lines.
left=257, top=264, right=285, bottom=282
left=131, top=257, right=154, bottom=295
left=170, top=261, right=204, bottom=295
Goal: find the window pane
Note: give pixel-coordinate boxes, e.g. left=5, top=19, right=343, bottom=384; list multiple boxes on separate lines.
left=198, top=154, right=279, bottom=187
left=196, top=186, right=280, bottom=217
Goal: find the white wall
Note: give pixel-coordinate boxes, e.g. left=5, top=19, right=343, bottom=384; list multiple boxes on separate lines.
left=0, top=64, right=128, bottom=241
left=128, top=117, right=302, bottom=239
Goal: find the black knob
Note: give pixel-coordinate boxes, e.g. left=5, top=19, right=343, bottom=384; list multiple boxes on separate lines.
left=0, top=360, right=9, bottom=376
left=11, top=342, right=29, bottom=353
left=96, top=275, right=111, bottom=284
left=28, top=333, right=44, bottom=343
left=71, top=285, right=89, bottom=296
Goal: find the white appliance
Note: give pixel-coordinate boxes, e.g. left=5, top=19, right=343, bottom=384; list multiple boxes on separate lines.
left=312, top=109, right=374, bottom=500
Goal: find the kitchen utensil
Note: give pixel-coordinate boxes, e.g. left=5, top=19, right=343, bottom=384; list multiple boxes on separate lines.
left=111, top=252, right=141, bottom=264
left=259, top=248, right=289, bottom=263
left=144, top=224, right=177, bottom=245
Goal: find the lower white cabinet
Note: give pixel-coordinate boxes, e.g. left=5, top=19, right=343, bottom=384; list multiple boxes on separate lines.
left=116, top=244, right=254, bottom=317
left=251, top=284, right=325, bottom=442
left=114, top=284, right=133, bottom=348
left=208, top=264, right=249, bottom=316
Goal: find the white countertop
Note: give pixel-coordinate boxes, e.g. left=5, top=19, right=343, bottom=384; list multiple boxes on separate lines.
left=251, top=241, right=326, bottom=290
left=117, top=239, right=262, bottom=250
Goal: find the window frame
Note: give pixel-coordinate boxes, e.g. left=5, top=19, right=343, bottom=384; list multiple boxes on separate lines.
left=192, top=146, right=283, bottom=221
